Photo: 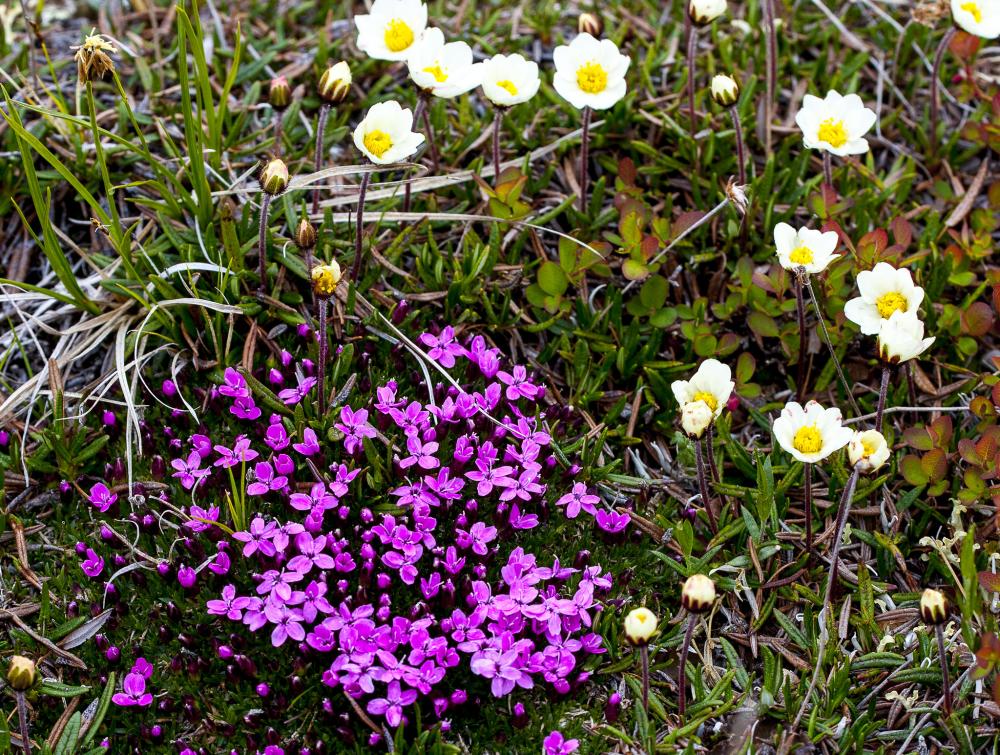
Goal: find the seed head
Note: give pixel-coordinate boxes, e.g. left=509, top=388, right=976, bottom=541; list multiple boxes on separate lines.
left=72, top=32, right=117, bottom=84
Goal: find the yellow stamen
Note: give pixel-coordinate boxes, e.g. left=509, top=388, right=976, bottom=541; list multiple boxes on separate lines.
left=793, top=426, right=823, bottom=454
left=423, top=64, right=448, bottom=83
left=692, top=391, right=718, bottom=413
left=576, top=62, right=607, bottom=94
left=496, top=79, right=518, bottom=96
left=875, top=291, right=907, bottom=319
left=363, top=129, right=393, bottom=158
left=961, top=1, right=983, bottom=22
left=817, top=118, right=848, bottom=149
left=384, top=19, right=414, bottom=52
left=861, top=437, right=878, bottom=457
left=789, top=245, right=814, bottom=265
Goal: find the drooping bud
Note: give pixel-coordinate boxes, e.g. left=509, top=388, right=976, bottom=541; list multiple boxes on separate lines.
left=920, top=588, right=948, bottom=625
left=623, top=607, right=657, bottom=646
left=7, top=655, right=36, bottom=690
left=688, top=0, right=727, bottom=26
left=578, top=12, right=603, bottom=37
left=681, top=400, right=713, bottom=439
left=269, top=76, right=292, bottom=111
left=311, top=262, right=343, bottom=299
left=710, top=74, right=740, bottom=107
left=847, top=429, right=890, bottom=473
left=318, top=62, right=352, bottom=105
left=295, top=218, right=317, bottom=250
left=681, top=574, right=716, bottom=613
left=259, top=158, right=290, bottom=196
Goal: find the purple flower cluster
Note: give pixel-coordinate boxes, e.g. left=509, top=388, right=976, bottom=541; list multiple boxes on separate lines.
left=112, top=657, right=154, bottom=707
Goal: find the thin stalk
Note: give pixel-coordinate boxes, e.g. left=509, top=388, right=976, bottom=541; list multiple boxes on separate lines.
left=822, top=152, right=833, bottom=187
left=15, top=690, right=31, bottom=754
left=686, top=26, right=698, bottom=139
left=257, top=193, right=272, bottom=294
left=678, top=615, right=697, bottom=721
left=19, top=0, right=39, bottom=87
left=694, top=437, right=718, bottom=534
left=795, top=274, right=808, bottom=401
left=875, top=365, right=891, bottom=432
left=930, top=28, right=957, bottom=152
left=729, top=106, right=746, bottom=187
left=312, top=103, right=331, bottom=216
left=936, top=624, right=953, bottom=717
left=404, top=97, right=427, bottom=213
left=579, top=106, right=592, bottom=214
left=492, top=107, right=504, bottom=183
left=803, top=273, right=861, bottom=416
left=821, top=464, right=860, bottom=608
left=705, top=425, right=720, bottom=483
left=640, top=645, right=650, bottom=714
left=317, top=297, right=328, bottom=416
left=421, top=95, right=440, bottom=173
left=804, top=462, right=813, bottom=555
left=350, top=170, right=372, bottom=284
left=274, top=112, right=284, bottom=155
left=86, top=81, right=122, bottom=241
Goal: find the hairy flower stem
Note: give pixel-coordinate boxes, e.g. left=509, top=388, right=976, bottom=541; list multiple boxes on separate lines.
left=317, top=297, right=328, bottom=416
left=15, top=690, right=31, bottom=754
left=350, top=170, right=372, bottom=285
left=930, top=28, right=957, bottom=152
left=257, top=193, right=272, bottom=294
left=875, top=365, right=891, bottom=432
left=937, top=624, right=953, bottom=717
left=404, top=97, right=428, bottom=213
left=706, top=425, right=737, bottom=517
left=491, top=107, right=504, bottom=185
left=694, top=437, right=718, bottom=534
left=802, top=273, right=861, bottom=415
left=822, top=464, right=860, bottom=608
left=761, top=0, right=777, bottom=153
left=640, top=645, right=650, bottom=714
left=729, top=106, right=747, bottom=187
left=804, top=462, right=813, bottom=556
left=312, top=103, right=331, bottom=217
left=822, top=152, right=833, bottom=188
left=795, top=275, right=808, bottom=401
left=274, top=113, right=284, bottom=156
left=677, top=615, right=697, bottom=721
left=579, top=106, right=592, bottom=214
left=686, top=27, right=698, bottom=140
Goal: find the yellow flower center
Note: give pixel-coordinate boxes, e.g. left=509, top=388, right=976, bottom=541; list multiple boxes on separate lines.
left=875, top=291, right=907, bottom=319
left=692, top=391, right=718, bottom=412
left=961, top=1, right=983, bottom=22
left=423, top=64, right=448, bottom=83
left=817, top=118, right=848, bottom=148
left=789, top=245, right=814, bottom=265
left=861, top=437, right=878, bottom=457
left=576, top=62, right=608, bottom=94
left=363, top=129, right=393, bottom=158
left=384, top=19, right=414, bottom=52
left=793, top=426, right=823, bottom=454
left=496, top=79, right=518, bottom=96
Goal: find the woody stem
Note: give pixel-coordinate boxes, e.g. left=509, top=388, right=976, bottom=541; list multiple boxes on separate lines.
left=694, top=437, right=718, bottom=535
left=351, top=169, right=372, bottom=284
left=313, top=103, right=331, bottom=216
left=678, top=615, right=696, bottom=721
left=875, top=365, right=891, bottom=433
left=937, top=624, right=953, bottom=717
left=257, top=193, right=272, bottom=294
left=761, top=0, right=776, bottom=153
left=421, top=95, right=439, bottom=173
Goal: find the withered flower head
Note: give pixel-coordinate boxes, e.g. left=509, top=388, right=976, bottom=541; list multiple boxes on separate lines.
left=73, top=32, right=117, bottom=84
left=295, top=218, right=317, bottom=250
left=311, top=261, right=343, bottom=298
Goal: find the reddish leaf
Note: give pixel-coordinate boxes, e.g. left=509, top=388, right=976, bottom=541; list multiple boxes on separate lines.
left=900, top=454, right=929, bottom=485
left=921, top=449, right=949, bottom=482
left=962, top=301, right=995, bottom=337
left=980, top=571, right=1000, bottom=593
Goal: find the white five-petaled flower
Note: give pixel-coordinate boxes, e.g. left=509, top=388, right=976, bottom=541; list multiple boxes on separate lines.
left=794, top=90, right=877, bottom=157
left=670, top=359, right=734, bottom=421
left=877, top=310, right=935, bottom=364
left=353, top=101, right=426, bottom=165
left=848, top=429, right=890, bottom=473
left=480, top=53, right=541, bottom=107
left=355, top=0, right=428, bottom=61
left=844, top=262, right=925, bottom=336
left=552, top=33, right=630, bottom=111
left=407, top=28, right=483, bottom=98
left=681, top=400, right=714, bottom=438
left=773, top=222, right=841, bottom=275
left=951, top=0, right=1000, bottom=38
left=773, top=400, right=853, bottom=465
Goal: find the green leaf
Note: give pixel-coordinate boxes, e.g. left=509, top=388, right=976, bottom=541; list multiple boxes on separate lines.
left=39, top=680, right=90, bottom=697
left=537, top=261, right=568, bottom=296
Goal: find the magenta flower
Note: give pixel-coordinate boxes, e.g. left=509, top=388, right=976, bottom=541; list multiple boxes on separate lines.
left=170, top=451, right=209, bottom=490
left=81, top=548, right=104, bottom=577
left=130, top=657, right=153, bottom=678
left=177, top=565, right=197, bottom=589
left=398, top=435, right=440, bottom=471
left=112, top=672, right=153, bottom=707
left=218, top=367, right=248, bottom=398
left=292, top=427, right=320, bottom=456
left=366, top=681, right=418, bottom=727
left=418, top=326, right=466, bottom=368
left=555, top=483, right=600, bottom=519
left=230, top=394, right=261, bottom=420
left=246, top=461, right=287, bottom=496
left=187, top=504, right=219, bottom=532
left=595, top=510, right=630, bottom=533
left=278, top=375, right=317, bottom=406
left=335, top=406, right=377, bottom=454
left=497, top=365, right=541, bottom=401
left=213, top=436, right=258, bottom=468
left=542, top=731, right=579, bottom=755
left=207, top=584, right=252, bottom=620
left=264, top=603, right=305, bottom=647
left=88, top=482, right=117, bottom=513
left=232, top=517, right=278, bottom=558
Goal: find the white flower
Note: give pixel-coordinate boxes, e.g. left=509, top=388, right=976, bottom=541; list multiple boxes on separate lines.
left=772, top=400, right=852, bottom=464
left=951, top=0, right=1000, bottom=38
left=848, top=429, right=890, bottom=473
left=877, top=310, right=935, bottom=364
left=623, top=607, right=657, bottom=645
left=843, top=262, right=925, bottom=336
left=353, top=100, right=426, bottom=165
left=794, top=90, right=877, bottom=157
left=480, top=53, right=541, bottom=107
left=406, top=28, right=482, bottom=98
left=355, top=0, right=428, bottom=61
left=710, top=74, right=739, bottom=107
left=552, top=33, right=630, bottom=111
left=773, top=222, right=840, bottom=275
left=681, top=400, right=714, bottom=438
left=689, top=0, right=727, bottom=25
left=671, top=359, right=734, bottom=420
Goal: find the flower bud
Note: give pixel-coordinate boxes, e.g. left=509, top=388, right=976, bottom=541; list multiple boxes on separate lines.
left=623, top=607, right=657, bottom=646
left=318, top=62, right=352, bottom=105
left=920, top=588, right=948, bottom=625
left=269, top=76, right=292, bottom=111
left=710, top=74, right=740, bottom=107
left=259, top=158, right=289, bottom=196
left=578, top=12, right=603, bottom=37
left=7, top=655, right=36, bottom=690
left=681, top=400, right=713, bottom=438
left=688, top=0, right=727, bottom=25
left=311, top=262, right=343, bottom=299
left=295, top=218, right=317, bottom=250
left=847, top=429, right=890, bottom=473
left=681, top=574, right=716, bottom=613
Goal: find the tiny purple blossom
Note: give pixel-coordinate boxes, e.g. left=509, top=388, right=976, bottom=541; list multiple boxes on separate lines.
left=88, top=482, right=117, bottom=513
left=112, top=672, right=153, bottom=707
